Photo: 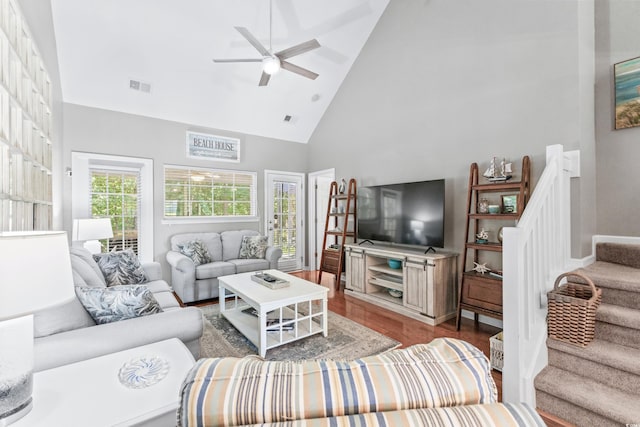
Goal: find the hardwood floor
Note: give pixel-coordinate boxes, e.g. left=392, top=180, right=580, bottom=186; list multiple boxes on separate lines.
left=291, top=270, right=503, bottom=399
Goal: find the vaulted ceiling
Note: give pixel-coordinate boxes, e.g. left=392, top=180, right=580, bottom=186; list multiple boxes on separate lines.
left=51, top=0, right=389, bottom=143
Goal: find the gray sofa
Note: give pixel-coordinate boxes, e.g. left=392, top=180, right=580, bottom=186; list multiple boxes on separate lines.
left=33, top=247, right=203, bottom=372
left=166, top=230, right=282, bottom=303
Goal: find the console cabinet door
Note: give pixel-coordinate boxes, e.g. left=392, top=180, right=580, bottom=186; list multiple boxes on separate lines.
left=403, top=259, right=427, bottom=312
left=346, top=248, right=365, bottom=292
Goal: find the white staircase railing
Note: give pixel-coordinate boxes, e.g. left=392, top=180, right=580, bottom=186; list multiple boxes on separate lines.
left=502, top=144, right=580, bottom=405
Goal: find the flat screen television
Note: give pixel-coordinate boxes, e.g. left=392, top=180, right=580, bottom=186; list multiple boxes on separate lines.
left=357, top=179, right=445, bottom=249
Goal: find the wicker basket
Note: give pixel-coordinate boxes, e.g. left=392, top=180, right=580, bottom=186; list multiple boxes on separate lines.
left=547, top=272, right=602, bottom=347
left=489, top=331, right=503, bottom=371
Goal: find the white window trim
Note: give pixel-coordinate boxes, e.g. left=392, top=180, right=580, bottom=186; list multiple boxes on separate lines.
left=162, top=164, right=258, bottom=224
left=71, top=152, right=153, bottom=262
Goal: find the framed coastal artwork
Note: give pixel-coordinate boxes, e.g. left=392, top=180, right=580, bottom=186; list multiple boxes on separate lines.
left=614, top=56, right=640, bottom=130
left=502, top=194, right=518, bottom=214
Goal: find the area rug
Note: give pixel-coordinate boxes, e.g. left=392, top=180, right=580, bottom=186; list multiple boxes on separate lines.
left=198, top=304, right=400, bottom=360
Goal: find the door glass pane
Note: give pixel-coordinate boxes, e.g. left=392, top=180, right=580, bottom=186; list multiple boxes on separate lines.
left=272, top=180, right=297, bottom=261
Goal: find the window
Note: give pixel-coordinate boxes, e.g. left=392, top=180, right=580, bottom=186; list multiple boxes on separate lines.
left=164, top=165, right=257, bottom=221
left=71, top=152, right=153, bottom=262
left=90, top=169, right=140, bottom=253
left=0, top=0, right=53, bottom=232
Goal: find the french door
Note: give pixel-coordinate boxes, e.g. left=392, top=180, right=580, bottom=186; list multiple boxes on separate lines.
left=265, top=171, right=304, bottom=271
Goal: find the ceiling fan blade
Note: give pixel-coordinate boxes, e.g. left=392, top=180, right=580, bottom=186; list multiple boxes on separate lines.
left=280, top=61, right=319, bottom=80
left=213, top=58, right=263, bottom=63
left=235, top=26, right=270, bottom=57
left=259, top=72, right=271, bottom=86
left=276, top=39, right=320, bottom=60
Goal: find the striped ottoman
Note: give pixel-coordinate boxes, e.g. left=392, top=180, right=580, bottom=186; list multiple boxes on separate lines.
left=178, top=337, right=543, bottom=427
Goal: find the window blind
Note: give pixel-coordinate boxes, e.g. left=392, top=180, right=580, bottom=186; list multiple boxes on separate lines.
left=164, top=165, right=257, bottom=219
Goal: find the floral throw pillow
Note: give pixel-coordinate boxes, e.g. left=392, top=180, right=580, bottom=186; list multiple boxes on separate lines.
left=93, top=249, right=148, bottom=287
left=177, top=240, right=212, bottom=266
left=75, top=285, right=163, bottom=325
left=239, top=235, right=268, bottom=259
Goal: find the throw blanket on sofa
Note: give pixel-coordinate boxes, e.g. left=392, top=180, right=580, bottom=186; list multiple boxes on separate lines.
left=178, top=338, right=535, bottom=427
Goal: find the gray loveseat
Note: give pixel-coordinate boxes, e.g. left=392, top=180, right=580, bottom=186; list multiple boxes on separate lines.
left=166, top=230, right=282, bottom=304
left=33, top=247, right=203, bottom=372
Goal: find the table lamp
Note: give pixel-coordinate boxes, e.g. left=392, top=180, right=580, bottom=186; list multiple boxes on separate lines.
left=72, top=218, right=113, bottom=254
left=0, top=231, right=75, bottom=425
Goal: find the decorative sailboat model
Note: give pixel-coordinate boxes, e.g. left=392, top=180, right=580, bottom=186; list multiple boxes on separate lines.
left=483, top=157, right=513, bottom=182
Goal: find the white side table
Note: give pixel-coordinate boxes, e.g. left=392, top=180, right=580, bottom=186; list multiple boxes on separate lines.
left=13, top=338, right=195, bottom=427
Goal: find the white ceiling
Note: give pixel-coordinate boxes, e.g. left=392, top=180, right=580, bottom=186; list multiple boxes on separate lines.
left=51, top=0, right=389, bottom=143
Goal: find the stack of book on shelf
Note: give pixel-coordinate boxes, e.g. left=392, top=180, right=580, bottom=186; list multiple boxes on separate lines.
left=242, top=307, right=294, bottom=331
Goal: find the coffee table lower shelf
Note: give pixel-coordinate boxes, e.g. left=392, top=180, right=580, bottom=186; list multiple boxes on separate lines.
left=223, top=305, right=325, bottom=353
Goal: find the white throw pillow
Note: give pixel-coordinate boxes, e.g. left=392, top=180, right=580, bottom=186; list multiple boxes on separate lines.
left=238, top=235, right=268, bottom=259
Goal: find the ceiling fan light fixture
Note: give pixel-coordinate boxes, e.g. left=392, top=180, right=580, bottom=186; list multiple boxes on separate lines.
left=262, top=56, right=281, bottom=75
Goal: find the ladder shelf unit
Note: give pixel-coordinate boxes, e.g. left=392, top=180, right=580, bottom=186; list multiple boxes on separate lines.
left=456, top=156, right=531, bottom=330
left=318, top=179, right=357, bottom=289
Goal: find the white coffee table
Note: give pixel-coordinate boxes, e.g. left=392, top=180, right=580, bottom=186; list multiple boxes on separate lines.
left=13, top=338, right=195, bottom=427
left=219, top=270, right=329, bottom=358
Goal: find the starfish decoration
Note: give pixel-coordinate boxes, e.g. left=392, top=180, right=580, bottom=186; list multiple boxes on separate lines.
left=473, top=262, right=490, bottom=274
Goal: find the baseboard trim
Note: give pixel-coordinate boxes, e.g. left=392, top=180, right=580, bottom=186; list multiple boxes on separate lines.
left=460, top=310, right=503, bottom=328
left=566, top=255, right=595, bottom=270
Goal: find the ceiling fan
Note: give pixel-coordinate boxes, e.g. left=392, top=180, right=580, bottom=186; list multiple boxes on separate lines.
left=213, top=0, right=321, bottom=86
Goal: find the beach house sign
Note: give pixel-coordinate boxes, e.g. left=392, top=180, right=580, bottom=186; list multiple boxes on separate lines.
left=186, top=131, right=240, bottom=162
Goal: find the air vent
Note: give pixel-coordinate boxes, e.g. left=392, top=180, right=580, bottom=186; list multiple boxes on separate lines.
left=129, top=79, right=151, bottom=93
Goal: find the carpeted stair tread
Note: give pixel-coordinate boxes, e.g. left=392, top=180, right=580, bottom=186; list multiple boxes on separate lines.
left=537, top=391, right=618, bottom=427
left=547, top=338, right=640, bottom=376
left=547, top=348, right=640, bottom=395
left=596, top=303, right=640, bottom=329
left=595, top=322, right=640, bottom=350
left=573, top=262, right=640, bottom=293
left=595, top=242, right=640, bottom=269
left=535, top=366, right=640, bottom=424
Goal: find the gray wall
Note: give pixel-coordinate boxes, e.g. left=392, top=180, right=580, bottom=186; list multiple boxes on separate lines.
left=61, top=103, right=308, bottom=278
left=308, top=0, right=597, bottom=258
left=595, top=1, right=640, bottom=236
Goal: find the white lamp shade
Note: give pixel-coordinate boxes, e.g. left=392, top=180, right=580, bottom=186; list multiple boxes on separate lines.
left=0, top=231, right=76, bottom=320
left=72, top=218, right=114, bottom=241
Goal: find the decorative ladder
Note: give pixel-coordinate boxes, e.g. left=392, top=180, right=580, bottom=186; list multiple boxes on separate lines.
left=318, top=179, right=357, bottom=289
